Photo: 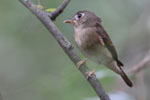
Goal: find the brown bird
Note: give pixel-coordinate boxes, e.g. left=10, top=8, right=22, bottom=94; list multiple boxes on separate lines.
left=64, top=10, right=133, bottom=87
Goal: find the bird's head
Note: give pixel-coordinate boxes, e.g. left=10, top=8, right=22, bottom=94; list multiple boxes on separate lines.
left=64, top=10, right=101, bottom=29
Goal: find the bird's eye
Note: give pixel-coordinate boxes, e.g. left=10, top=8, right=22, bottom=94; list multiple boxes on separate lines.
left=75, top=13, right=85, bottom=20
left=77, top=13, right=82, bottom=18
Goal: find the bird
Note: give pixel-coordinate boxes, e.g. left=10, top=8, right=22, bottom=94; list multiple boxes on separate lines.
left=64, top=10, right=133, bottom=87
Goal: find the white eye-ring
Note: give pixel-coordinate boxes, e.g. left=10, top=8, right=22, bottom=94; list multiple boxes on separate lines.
left=74, top=13, right=85, bottom=20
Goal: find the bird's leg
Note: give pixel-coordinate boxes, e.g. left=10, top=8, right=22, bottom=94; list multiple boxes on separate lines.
left=86, top=69, right=96, bottom=79
left=76, top=59, right=87, bottom=69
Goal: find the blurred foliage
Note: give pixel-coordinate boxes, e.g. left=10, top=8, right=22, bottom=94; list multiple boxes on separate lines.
left=45, top=8, right=56, bottom=12
left=0, top=0, right=149, bottom=100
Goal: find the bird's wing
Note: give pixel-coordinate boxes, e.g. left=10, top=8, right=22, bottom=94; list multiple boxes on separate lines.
left=95, top=22, right=124, bottom=66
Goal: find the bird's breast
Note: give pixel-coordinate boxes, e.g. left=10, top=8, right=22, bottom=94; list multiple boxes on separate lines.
left=74, top=27, right=99, bottom=49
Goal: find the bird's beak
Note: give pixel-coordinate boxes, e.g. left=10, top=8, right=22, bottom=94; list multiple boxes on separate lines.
left=64, top=19, right=74, bottom=24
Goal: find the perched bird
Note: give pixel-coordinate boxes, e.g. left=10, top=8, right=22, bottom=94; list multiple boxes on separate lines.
left=64, top=10, right=133, bottom=87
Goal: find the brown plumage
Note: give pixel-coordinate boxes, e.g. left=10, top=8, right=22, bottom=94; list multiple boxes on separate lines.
left=64, top=10, right=133, bottom=87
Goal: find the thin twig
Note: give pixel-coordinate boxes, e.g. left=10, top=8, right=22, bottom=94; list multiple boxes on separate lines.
left=129, top=54, right=150, bottom=73
left=48, top=0, right=71, bottom=20
left=19, top=0, right=111, bottom=100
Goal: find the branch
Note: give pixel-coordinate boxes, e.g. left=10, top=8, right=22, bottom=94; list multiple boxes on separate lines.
left=19, top=0, right=111, bottom=100
left=47, top=0, right=70, bottom=20
left=129, top=54, right=150, bottom=73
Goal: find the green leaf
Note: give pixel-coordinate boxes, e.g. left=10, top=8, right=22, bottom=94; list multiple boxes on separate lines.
left=45, top=8, right=56, bottom=12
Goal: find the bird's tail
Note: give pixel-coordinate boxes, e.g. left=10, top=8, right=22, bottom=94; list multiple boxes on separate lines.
left=106, top=61, right=133, bottom=87
left=118, top=65, right=133, bottom=87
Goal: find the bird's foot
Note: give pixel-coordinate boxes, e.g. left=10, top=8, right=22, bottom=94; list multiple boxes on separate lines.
left=86, top=69, right=96, bottom=79
left=76, top=60, right=87, bottom=69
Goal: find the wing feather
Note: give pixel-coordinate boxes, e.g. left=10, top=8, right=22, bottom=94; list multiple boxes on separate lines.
left=95, top=21, right=124, bottom=66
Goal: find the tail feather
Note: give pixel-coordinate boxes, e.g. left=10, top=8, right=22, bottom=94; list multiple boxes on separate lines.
left=106, top=61, right=133, bottom=87
left=116, top=59, right=124, bottom=67
left=118, top=66, right=133, bottom=87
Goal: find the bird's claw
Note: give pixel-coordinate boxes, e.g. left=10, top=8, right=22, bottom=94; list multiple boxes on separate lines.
left=76, top=60, right=87, bottom=68
left=86, top=69, right=96, bottom=79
